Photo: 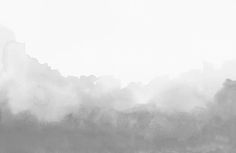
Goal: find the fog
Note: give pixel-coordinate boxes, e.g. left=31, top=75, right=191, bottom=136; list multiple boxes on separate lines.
left=1, top=26, right=236, bottom=152
left=0, top=26, right=231, bottom=120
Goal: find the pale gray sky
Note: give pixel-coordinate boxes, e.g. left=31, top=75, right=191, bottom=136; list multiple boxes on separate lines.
left=0, top=0, right=236, bottom=84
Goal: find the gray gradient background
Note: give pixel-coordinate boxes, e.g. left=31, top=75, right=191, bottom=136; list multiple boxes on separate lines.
left=0, top=0, right=236, bottom=152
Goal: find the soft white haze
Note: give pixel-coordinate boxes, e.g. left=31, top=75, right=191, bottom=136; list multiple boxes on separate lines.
left=0, top=0, right=236, bottom=84
left=1, top=26, right=236, bottom=121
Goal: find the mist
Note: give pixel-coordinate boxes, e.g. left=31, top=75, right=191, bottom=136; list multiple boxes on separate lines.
left=1, top=26, right=236, bottom=152
left=0, top=26, right=230, bottom=119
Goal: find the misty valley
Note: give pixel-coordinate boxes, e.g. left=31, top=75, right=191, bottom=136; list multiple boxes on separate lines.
left=1, top=0, right=236, bottom=151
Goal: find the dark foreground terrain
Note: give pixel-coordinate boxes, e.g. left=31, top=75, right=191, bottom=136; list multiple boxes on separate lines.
left=1, top=79, right=236, bottom=153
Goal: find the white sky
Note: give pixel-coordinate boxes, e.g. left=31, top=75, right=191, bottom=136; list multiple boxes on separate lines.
left=0, top=0, right=236, bottom=84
